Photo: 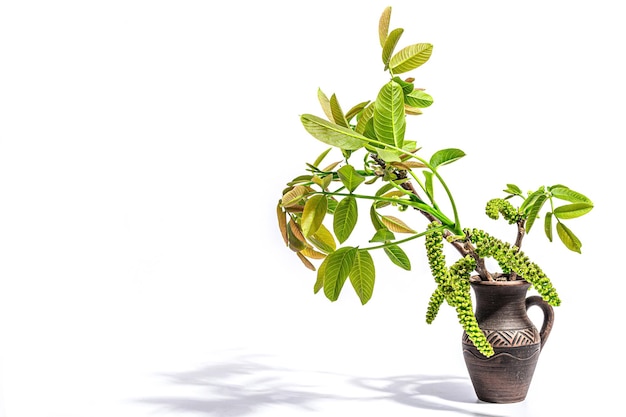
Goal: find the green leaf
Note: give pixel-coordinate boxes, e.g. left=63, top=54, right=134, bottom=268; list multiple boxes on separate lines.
left=379, top=6, right=392, bottom=47
left=370, top=205, right=385, bottom=231
left=389, top=43, right=433, bottom=74
left=405, top=89, right=434, bottom=108
left=326, top=197, right=338, bottom=214
left=350, top=250, right=376, bottom=305
left=314, top=256, right=328, bottom=294
left=374, top=80, right=406, bottom=148
left=556, top=222, right=582, bottom=253
left=317, top=89, right=334, bottom=122
left=430, top=148, right=466, bottom=169
left=355, top=102, right=375, bottom=134
left=334, top=196, right=358, bottom=243
left=375, top=148, right=402, bottom=162
left=301, top=114, right=367, bottom=151
left=554, top=202, right=594, bottom=219
left=504, top=183, right=523, bottom=196
left=382, top=28, right=404, bottom=68
left=287, top=175, right=313, bottom=186
left=313, top=148, right=332, bottom=168
left=384, top=245, right=411, bottom=270
left=345, top=100, right=371, bottom=123
left=323, top=247, right=357, bottom=301
left=308, top=224, right=336, bottom=254
left=337, top=165, right=365, bottom=192
left=370, top=228, right=395, bottom=243
left=525, top=194, right=547, bottom=233
left=392, top=76, right=415, bottom=94
left=287, top=220, right=307, bottom=252
left=424, top=171, right=434, bottom=201
left=330, top=94, right=349, bottom=127
left=375, top=183, right=395, bottom=197
left=301, top=195, right=328, bottom=237
left=544, top=212, right=553, bottom=242
left=520, top=187, right=546, bottom=213
left=550, top=186, right=592, bottom=203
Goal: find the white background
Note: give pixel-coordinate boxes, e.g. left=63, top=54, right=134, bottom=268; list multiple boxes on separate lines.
left=1, top=1, right=623, bottom=416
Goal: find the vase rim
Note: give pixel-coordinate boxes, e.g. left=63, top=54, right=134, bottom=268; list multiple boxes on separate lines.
left=469, top=275, right=530, bottom=286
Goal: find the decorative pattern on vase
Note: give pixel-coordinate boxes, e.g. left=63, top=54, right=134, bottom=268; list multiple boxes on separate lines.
left=462, top=327, right=540, bottom=347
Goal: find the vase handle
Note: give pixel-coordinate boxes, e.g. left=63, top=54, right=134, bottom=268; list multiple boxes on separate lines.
left=525, top=296, right=554, bottom=350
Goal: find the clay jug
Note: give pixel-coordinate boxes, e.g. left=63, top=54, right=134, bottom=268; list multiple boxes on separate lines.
left=462, top=277, right=554, bottom=403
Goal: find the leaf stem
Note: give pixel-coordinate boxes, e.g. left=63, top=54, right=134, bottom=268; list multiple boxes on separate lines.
left=361, top=224, right=447, bottom=251
left=316, top=190, right=455, bottom=229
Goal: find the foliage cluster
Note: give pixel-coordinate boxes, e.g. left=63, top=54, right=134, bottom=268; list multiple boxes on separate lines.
left=276, top=7, right=593, bottom=356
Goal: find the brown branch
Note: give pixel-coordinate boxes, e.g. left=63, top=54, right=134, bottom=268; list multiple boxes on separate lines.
left=373, top=154, right=494, bottom=281
left=509, top=219, right=526, bottom=281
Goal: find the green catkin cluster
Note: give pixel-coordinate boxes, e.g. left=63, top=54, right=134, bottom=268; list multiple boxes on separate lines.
left=465, top=228, right=561, bottom=306
left=485, top=198, right=522, bottom=224
left=425, top=223, right=494, bottom=357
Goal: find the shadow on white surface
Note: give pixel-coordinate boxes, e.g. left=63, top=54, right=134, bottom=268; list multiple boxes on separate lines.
left=137, top=353, right=506, bottom=416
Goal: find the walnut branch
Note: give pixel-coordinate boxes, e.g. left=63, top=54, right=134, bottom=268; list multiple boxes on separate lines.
left=375, top=154, right=494, bottom=281
left=509, top=219, right=526, bottom=280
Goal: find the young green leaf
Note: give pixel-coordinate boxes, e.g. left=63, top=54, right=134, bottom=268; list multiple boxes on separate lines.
left=301, top=246, right=326, bottom=260
left=314, top=256, right=328, bottom=294
left=504, top=183, right=523, bottom=196
left=429, top=148, right=466, bottom=169
left=337, top=165, right=365, bottom=192
left=370, top=228, right=395, bottom=243
left=424, top=171, right=434, bottom=201
left=287, top=220, right=307, bottom=252
left=301, top=114, right=367, bottom=151
left=308, top=224, right=336, bottom=254
left=550, top=186, right=592, bottom=203
left=389, top=43, right=433, bottom=74
left=405, top=89, right=433, bottom=108
left=355, top=102, right=375, bottom=134
left=287, top=175, right=313, bottom=186
left=381, top=215, right=416, bottom=233
left=382, top=28, right=404, bottom=68
left=370, top=205, right=386, bottom=231
left=392, top=76, right=415, bottom=94
left=544, top=212, right=553, bottom=242
left=376, top=148, right=402, bottom=162
left=345, top=100, right=371, bottom=123
left=301, top=195, right=328, bottom=237
left=378, top=6, right=392, bottom=47
left=554, top=202, right=594, bottom=219
left=520, top=187, right=546, bottom=213
left=374, top=80, right=406, bottom=148
left=317, top=89, right=334, bottom=122
left=525, top=194, right=547, bottom=233
left=330, top=94, right=349, bottom=127
left=350, top=250, right=376, bottom=305
left=384, top=245, right=411, bottom=270
left=334, top=196, right=358, bottom=243
left=313, top=148, right=332, bottom=168
left=326, top=197, right=338, bottom=214
left=323, top=247, right=358, bottom=301
left=556, top=222, right=582, bottom=253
